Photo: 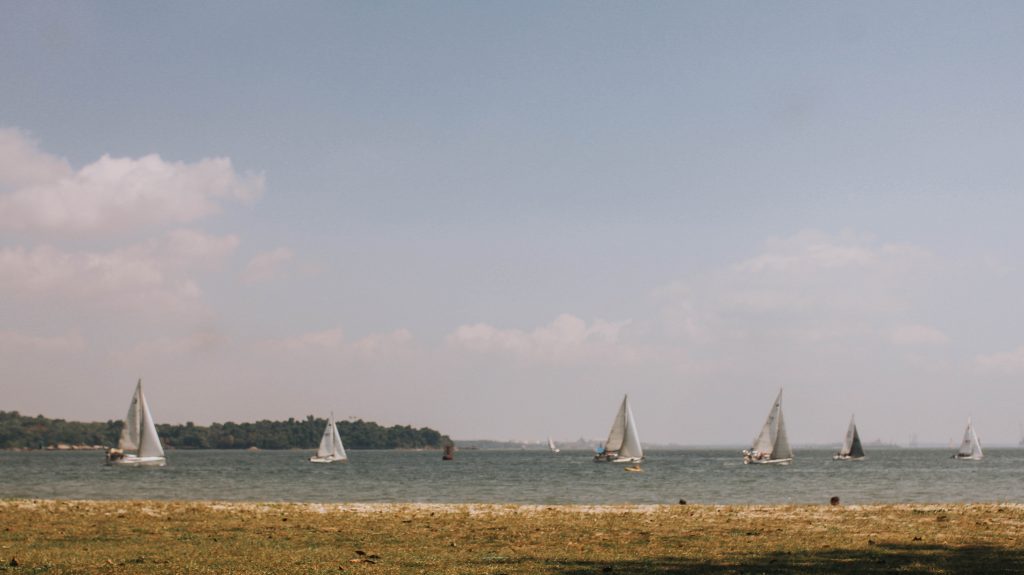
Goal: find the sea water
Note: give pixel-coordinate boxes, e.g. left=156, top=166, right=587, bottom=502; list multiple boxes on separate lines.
left=1, top=448, right=1021, bottom=504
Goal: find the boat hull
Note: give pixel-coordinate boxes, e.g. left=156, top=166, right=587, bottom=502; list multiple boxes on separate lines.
left=832, top=455, right=866, bottom=461
left=108, top=455, right=166, bottom=467
left=594, top=453, right=644, bottom=463
left=743, top=456, right=792, bottom=465
left=952, top=454, right=983, bottom=460
left=309, top=455, right=347, bottom=463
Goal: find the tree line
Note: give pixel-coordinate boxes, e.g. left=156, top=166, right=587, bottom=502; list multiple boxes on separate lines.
left=0, top=411, right=448, bottom=450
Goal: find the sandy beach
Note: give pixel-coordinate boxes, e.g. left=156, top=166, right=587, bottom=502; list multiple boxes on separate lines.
left=3, top=499, right=1023, bottom=573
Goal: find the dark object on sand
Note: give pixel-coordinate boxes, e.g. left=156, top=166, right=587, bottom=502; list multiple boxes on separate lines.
left=678, top=499, right=687, bottom=505
left=830, top=496, right=840, bottom=506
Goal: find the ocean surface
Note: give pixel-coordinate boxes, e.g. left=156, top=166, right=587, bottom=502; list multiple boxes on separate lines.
left=2, top=448, right=1022, bottom=505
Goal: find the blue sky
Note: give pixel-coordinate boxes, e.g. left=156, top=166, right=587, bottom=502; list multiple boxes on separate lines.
left=3, top=2, right=1024, bottom=445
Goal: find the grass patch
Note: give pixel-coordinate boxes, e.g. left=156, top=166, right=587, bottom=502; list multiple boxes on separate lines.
left=2, top=500, right=1023, bottom=573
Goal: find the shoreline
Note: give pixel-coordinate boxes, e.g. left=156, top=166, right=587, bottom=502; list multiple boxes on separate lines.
left=4, top=499, right=1024, bottom=573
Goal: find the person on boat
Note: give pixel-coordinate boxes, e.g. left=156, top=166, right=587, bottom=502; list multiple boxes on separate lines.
left=105, top=448, right=124, bottom=463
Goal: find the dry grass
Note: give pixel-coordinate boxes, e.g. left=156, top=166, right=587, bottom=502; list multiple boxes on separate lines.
left=2, top=500, right=1024, bottom=574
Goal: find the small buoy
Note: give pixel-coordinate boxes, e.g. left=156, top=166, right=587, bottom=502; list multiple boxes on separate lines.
left=830, top=496, right=840, bottom=506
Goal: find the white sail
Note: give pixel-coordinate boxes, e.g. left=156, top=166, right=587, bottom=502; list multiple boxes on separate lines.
left=596, top=395, right=643, bottom=463
left=954, top=418, right=983, bottom=460
left=108, top=379, right=165, bottom=467
left=744, top=388, right=792, bottom=464
left=603, top=397, right=628, bottom=453
left=751, top=389, right=782, bottom=455
left=311, top=414, right=347, bottom=462
left=835, top=415, right=865, bottom=460
left=772, top=407, right=793, bottom=460
left=118, top=381, right=143, bottom=452
left=547, top=436, right=560, bottom=453
left=619, top=399, right=643, bottom=460
left=137, top=387, right=165, bottom=459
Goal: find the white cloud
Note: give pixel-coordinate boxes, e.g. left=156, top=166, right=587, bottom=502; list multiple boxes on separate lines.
left=0, top=129, right=263, bottom=234
left=976, top=346, right=1024, bottom=375
left=0, top=128, right=73, bottom=191
left=735, top=233, right=877, bottom=273
left=164, top=229, right=241, bottom=268
left=889, top=324, right=949, bottom=346
left=0, top=330, right=85, bottom=354
left=0, top=230, right=238, bottom=313
left=446, top=314, right=640, bottom=365
left=659, top=231, right=938, bottom=344
left=243, top=247, right=293, bottom=284
left=265, top=327, right=414, bottom=358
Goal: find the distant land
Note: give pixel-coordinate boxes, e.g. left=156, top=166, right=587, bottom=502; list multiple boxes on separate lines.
left=455, top=438, right=687, bottom=450
left=0, top=411, right=448, bottom=450
left=453, top=439, right=1004, bottom=450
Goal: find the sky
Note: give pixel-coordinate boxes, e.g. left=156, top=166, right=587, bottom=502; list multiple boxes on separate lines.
left=3, top=1, right=1024, bottom=446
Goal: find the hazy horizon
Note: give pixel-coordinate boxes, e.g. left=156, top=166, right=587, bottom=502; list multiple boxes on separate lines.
left=4, top=2, right=1024, bottom=446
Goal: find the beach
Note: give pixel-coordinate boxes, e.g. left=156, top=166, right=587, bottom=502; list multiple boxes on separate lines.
left=4, top=499, right=1023, bottom=574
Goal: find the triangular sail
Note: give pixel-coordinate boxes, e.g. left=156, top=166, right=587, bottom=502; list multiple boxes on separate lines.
left=316, top=415, right=346, bottom=460
left=848, top=423, right=864, bottom=459
left=548, top=436, right=557, bottom=451
left=751, top=389, right=782, bottom=454
left=618, top=398, right=643, bottom=460
left=771, top=405, right=793, bottom=460
left=330, top=420, right=346, bottom=459
left=957, top=419, right=982, bottom=459
left=118, top=380, right=143, bottom=451
left=602, top=396, right=629, bottom=453
left=838, top=415, right=864, bottom=458
left=119, top=379, right=163, bottom=458
left=136, top=387, right=164, bottom=458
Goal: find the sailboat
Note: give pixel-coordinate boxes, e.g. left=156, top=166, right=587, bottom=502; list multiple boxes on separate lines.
left=547, top=436, right=560, bottom=454
left=594, top=394, right=644, bottom=463
left=833, top=415, right=865, bottom=460
left=309, top=413, right=347, bottom=463
left=952, top=418, right=983, bottom=460
left=106, top=379, right=166, bottom=467
left=743, top=388, right=793, bottom=465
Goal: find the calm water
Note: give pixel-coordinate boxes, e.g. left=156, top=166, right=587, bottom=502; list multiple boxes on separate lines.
left=1, top=448, right=1022, bottom=505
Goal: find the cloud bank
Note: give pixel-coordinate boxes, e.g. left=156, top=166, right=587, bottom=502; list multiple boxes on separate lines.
left=0, top=128, right=263, bottom=235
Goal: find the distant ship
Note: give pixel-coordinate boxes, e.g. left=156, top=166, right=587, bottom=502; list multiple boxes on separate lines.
left=547, top=436, right=560, bottom=454
left=309, top=413, right=347, bottom=463
left=833, top=415, right=865, bottom=461
left=952, top=418, right=983, bottom=460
